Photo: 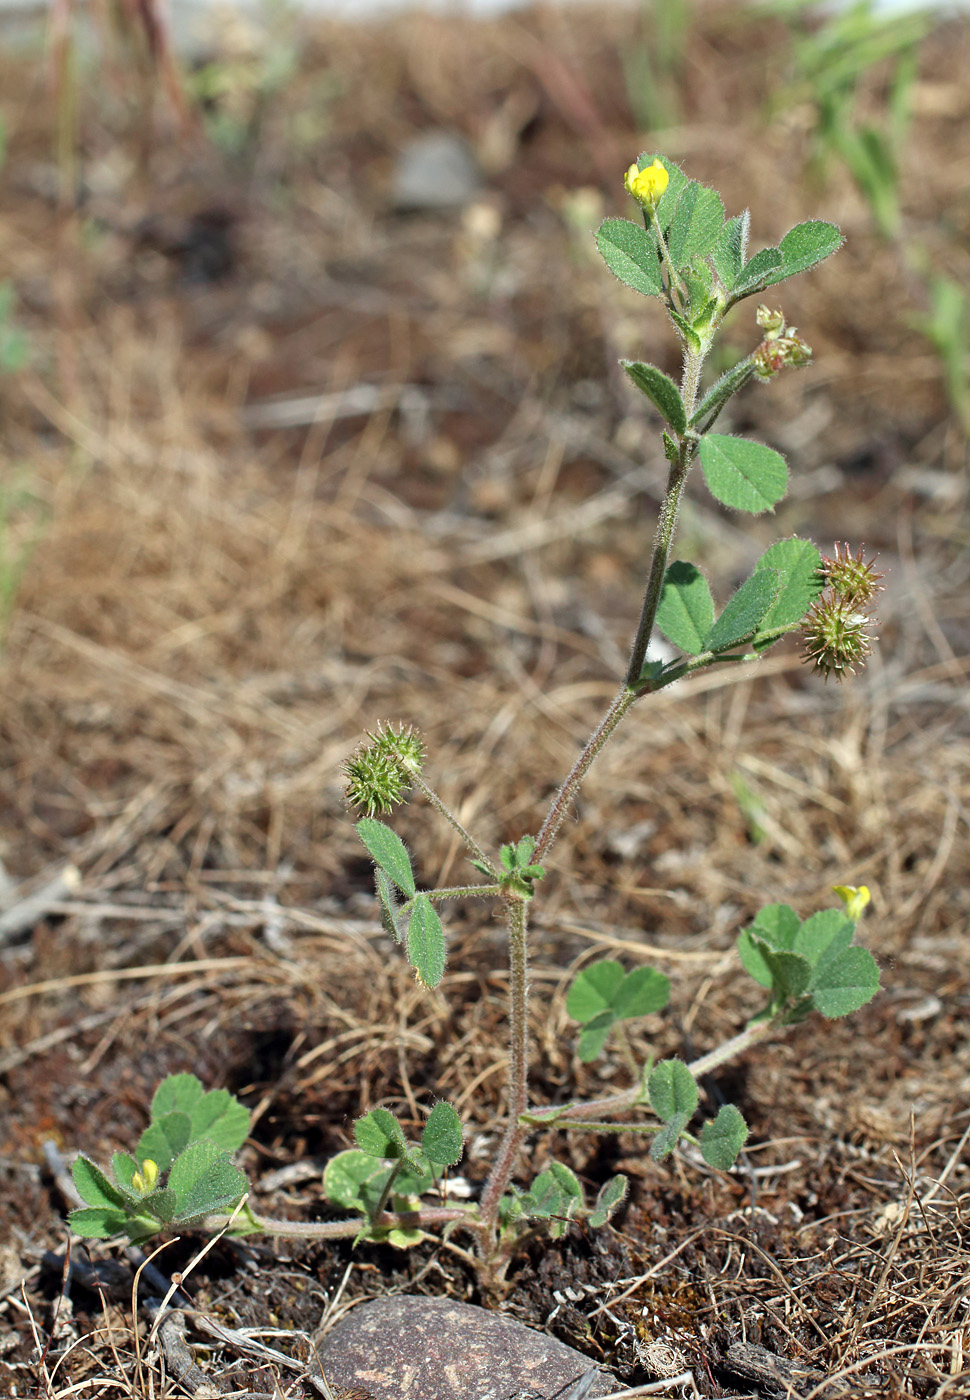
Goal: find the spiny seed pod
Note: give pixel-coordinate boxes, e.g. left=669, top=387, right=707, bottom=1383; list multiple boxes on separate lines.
left=369, top=721, right=426, bottom=774
left=819, top=542, right=885, bottom=607
left=802, top=595, right=876, bottom=682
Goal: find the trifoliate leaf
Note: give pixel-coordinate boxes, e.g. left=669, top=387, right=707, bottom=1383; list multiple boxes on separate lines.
left=566, top=960, right=625, bottom=1023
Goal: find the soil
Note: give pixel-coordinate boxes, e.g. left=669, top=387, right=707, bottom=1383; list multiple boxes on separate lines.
left=0, top=4, right=968, bottom=1398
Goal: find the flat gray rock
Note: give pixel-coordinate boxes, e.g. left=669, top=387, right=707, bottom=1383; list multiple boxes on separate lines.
left=319, top=1295, right=619, bottom=1400
left=391, top=132, right=481, bottom=210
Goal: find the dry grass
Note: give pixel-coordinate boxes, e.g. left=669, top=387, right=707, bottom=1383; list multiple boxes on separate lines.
left=1, top=3, right=969, bottom=1396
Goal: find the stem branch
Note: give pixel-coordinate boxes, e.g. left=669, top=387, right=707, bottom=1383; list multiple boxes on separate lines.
left=478, top=896, right=531, bottom=1234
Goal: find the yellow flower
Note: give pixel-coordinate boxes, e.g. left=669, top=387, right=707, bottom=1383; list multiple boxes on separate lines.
left=624, top=158, right=669, bottom=209
left=832, top=884, right=870, bottom=920
left=132, top=1159, right=159, bottom=1193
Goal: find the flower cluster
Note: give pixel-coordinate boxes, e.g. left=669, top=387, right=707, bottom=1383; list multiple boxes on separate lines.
left=752, top=305, right=813, bottom=380
left=343, top=723, right=426, bottom=815
left=802, top=544, right=885, bottom=681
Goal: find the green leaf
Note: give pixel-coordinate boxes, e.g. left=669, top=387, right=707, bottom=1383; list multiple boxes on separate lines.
left=622, top=362, right=687, bottom=434
left=390, top=1154, right=434, bottom=1199
left=356, top=818, right=416, bottom=898
left=67, top=1206, right=131, bottom=1239
left=777, top=221, right=844, bottom=281
left=323, top=1149, right=389, bottom=1213
left=697, top=434, right=788, bottom=514
left=135, top=1187, right=179, bottom=1224
left=655, top=561, right=715, bottom=655
left=354, top=1107, right=411, bottom=1160
left=666, top=182, right=725, bottom=267
left=680, top=256, right=715, bottom=313
left=651, top=155, right=689, bottom=228
left=577, top=1010, right=616, bottom=1063
left=704, top=568, right=781, bottom=653
left=594, top=218, right=663, bottom=297
left=421, top=1102, right=463, bottom=1167
left=700, top=1105, right=748, bottom=1169
left=650, top=1115, right=689, bottom=1162
left=711, top=211, right=748, bottom=290
left=407, top=892, right=446, bottom=989
left=375, top=868, right=404, bottom=943
left=612, top=966, right=671, bottom=1020
left=188, top=1089, right=250, bottom=1154
left=111, top=1153, right=139, bottom=1194
left=588, top=1174, right=628, bottom=1229
left=689, top=359, right=756, bottom=434
left=794, top=909, right=854, bottom=968
left=175, top=1159, right=248, bottom=1222
left=515, top=835, right=537, bottom=864
left=383, top=1225, right=426, bottom=1249
left=738, top=903, right=802, bottom=989
left=749, top=903, right=801, bottom=947
left=167, top=1139, right=247, bottom=1222
left=669, top=308, right=701, bottom=353
left=524, top=1162, right=584, bottom=1237
left=72, top=1156, right=129, bottom=1211
left=151, top=1073, right=205, bottom=1119
left=809, top=946, right=880, bottom=1019
left=731, top=245, right=783, bottom=298
left=730, top=223, right=842, bottom=303
left=737, top=929, right=774, bottom=989
left=136, top=1112, right=192, bottom=1174
left=690, top=296, right=720, bottom=336
left=567, top=961, right=668, bottom=1059
left=757, top=946, right=813, bottom=1002
left=752, top=538, right=824, bottom=639
left=566, top=960, right=625, bottom=1023
left=648, top=1059, right=698, bottom=1123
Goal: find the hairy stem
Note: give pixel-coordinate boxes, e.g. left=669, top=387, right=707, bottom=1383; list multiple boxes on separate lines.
left=625, top=453, right=691, bottom=688
left=222, top=1204, right=476, bottom=1241
left=533, top=686, right=636, bottom=863
left=411, top=773, right=496, bottom=874
left=523, top=1018, right=782, bottom=1127
left=478, top=896, right=531, bottom=1235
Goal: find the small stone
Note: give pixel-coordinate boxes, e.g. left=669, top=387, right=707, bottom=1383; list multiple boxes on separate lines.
left=391, top=133, right=482, bottom=211
left=319, top=1296, right=619, bottom=1400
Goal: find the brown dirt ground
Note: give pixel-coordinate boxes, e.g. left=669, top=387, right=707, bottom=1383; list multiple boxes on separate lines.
left=1, top=4, right=969, bottom=1397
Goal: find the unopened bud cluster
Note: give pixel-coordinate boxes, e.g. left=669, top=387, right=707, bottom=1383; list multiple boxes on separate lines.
left=802, top=544, right=885, bottom=681
left=344, top=723, right=426, bottom=815
left=752, top=305, right=813, bottom=380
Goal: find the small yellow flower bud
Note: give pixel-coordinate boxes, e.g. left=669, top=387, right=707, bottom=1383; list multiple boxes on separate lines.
left=624, top=158, right=669, bottom=210
left=132, top=1158, right=159, bottom=1193
left=832, top=885, right=870, bottom=920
